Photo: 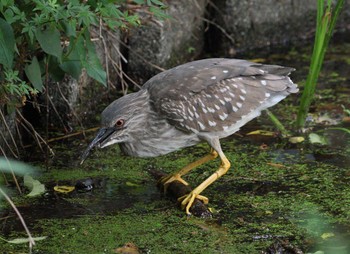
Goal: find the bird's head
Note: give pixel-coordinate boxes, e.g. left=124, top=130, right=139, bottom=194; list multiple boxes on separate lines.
left=80, top=91, right=149, bottom=164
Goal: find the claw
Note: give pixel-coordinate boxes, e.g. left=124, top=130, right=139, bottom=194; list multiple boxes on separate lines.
left=159, top=174, right=189, bottom=193
left=178, top=191, right=209, bottom=215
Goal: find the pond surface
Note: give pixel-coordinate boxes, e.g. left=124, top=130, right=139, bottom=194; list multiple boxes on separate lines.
left=1, top=38, right=350, bottom=253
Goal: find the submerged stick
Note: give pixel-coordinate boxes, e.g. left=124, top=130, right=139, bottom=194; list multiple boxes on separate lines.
left=148, top=168, right=212, bottom=218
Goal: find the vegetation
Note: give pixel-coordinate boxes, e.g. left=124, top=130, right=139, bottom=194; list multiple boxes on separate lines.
left=0, top=0, right=349, bottom=253
left=295, top=0, right=345, bottom=128
left=0, top=0, right=166, bottom=113
left=0, top=1, right=167, bottom=252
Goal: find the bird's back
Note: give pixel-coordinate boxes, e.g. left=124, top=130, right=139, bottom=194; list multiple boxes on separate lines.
left=143, top=58, right=297, bottom=137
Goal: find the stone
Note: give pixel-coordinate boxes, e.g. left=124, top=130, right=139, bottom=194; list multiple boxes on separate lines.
left=126, top=0, right=208, bottom=85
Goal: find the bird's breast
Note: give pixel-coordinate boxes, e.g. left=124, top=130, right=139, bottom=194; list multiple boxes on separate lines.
left=119, top=127, right=200, bottom=158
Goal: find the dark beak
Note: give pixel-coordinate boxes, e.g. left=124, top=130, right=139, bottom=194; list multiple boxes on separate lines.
left=80, top=127, right=116, bottom=164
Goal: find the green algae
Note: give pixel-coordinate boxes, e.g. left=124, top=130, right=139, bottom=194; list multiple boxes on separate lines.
left=2, top=132, right=349, bottom=253
left=1, top=41, right=350, bottom=253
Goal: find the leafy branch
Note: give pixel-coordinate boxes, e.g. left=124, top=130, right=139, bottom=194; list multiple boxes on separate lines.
left=0, top=0, right=167, bottom=110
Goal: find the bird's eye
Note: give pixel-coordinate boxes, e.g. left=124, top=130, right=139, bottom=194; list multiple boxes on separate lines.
left=115, top=119, right=125, bottom=128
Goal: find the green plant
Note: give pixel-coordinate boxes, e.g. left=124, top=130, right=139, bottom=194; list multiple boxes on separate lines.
left=0, top=157, right=38, bottom=252
left=0, top=0, right=167, bottom=111
left=295, top=0, right=344, bottom=128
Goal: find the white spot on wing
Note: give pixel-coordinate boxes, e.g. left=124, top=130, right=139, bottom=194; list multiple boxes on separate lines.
left=223, top=70, right=228, bottom=73
left=239, top=95, right=246, bottom=101
left=214, top=104, right=220, bottom=110
left=198, top=121, right=206, bottom=130
left=261, top=80, right=267, bottom=86
left=236, top=102, right=242, bottom=108
left=211, top=76, right=217, bottom=80
left=188, top=109, right=194, bottom=117
left=209, top=120, right=217, bottom=127
left=240, top=89, right=247, bottom=94
left=207, top=107, right=215, bottom=113
left=219, top=113, right=228, bottom=120
left=265, top=93, right=271, bottom=97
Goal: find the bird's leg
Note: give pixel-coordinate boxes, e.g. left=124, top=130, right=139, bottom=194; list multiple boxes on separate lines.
left=160, top=149, right=218, bottom=191
left=178, top=150, right=231, bottom=215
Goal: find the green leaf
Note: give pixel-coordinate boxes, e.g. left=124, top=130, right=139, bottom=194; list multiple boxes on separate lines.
left=23, top=175, right=46, bottom=197
left=35, top=25, right=63, bottom=60
left=309, top=133, right=328, bottom=145
left=60, top=36, right=83, bottom=79
left=63, top=19, right=77, bottom=37
left=0, top=236, right=47, bottom=244
left=83, top=31, right=106, bottom=85
left=83, top=59, right=107, bottom=86
left=0, top=157, right=35, bottom=176
left=0, top=17, right=15, bottom=68
left=48, top=56, right=65, bottom=81
left=24, top=56, right=43, bottom=91
left=150, top=0, right=166, bottom=6
left=60, top=59, right=82, bottom=80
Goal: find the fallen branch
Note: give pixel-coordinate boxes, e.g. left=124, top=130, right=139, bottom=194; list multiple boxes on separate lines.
left=148, top=168, right=212, bottom=218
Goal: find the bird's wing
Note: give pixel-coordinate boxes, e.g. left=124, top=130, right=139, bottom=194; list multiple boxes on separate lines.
left=144, top=58, right=297, bottom=133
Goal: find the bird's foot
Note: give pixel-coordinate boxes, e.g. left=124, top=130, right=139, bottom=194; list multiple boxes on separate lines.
left=178, top=191, right=209, bottom=215
left=160, top=174, right=189, bottom=193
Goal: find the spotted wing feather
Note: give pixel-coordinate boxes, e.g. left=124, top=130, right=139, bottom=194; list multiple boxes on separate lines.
left=143, top=58, right=297, bottom=134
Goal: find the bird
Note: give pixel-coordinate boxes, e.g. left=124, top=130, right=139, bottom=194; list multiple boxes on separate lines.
left=80, top=58, right=298, bottom=215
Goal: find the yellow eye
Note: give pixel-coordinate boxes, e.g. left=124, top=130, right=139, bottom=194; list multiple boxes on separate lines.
left=115, top=119, right=125, bottom=128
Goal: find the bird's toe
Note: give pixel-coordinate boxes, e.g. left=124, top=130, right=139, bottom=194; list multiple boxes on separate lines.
left=178, top=192, right=209, bottom=215
left=159, top=174, right=189, bottom=193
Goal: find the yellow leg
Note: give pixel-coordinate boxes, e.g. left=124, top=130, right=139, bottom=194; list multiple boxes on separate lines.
left=160, top=149, right=218, bottom=190
left=178, top=152, right=231, bottom=215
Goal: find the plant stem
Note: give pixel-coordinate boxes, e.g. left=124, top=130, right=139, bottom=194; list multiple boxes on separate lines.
left=295, top=0, right=344, bottom=129
left=266, top=109, right=290, bottom=137
left=0, top=187, right=35, bottom=251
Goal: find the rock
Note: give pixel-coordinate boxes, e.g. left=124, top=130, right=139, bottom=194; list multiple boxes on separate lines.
left=206, top=0, right=350, bottom=55
left=126, top=0, right=208, bottom=85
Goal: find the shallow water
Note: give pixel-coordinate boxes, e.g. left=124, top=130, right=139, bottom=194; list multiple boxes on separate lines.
left=1, top=39, right=350, bottom=253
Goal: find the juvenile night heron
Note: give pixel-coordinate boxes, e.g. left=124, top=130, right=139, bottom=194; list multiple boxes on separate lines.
left=81, top=58, right=297, bottom=215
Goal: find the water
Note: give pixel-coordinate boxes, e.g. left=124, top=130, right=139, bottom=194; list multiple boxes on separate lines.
left=1, top=39, right=350, bottom=253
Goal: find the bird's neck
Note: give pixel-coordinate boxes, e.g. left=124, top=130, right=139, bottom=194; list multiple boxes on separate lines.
left=119, top=95, right=200, bottom=157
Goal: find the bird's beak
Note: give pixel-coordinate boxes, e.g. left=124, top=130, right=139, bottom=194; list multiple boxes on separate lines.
left=80, top=127, right=116, bottom=164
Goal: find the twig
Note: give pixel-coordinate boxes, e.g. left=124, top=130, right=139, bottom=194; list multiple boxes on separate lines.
left=148, top=168, right=212, bottom=218
left=111, top=31, right=166, bottom=72
left=47, top=95, right=69, bottom=133
left=55, top=82, right=85, bottom=137
left=0, top=187, right=35, bottom=251
left=22, top=127, right=99, bottom=148
left=16, top=110, right=54, bottom=156
left=201, top=17, right=236, bottom=45
left=0, top=146, right=22, bottom=194
left=45, top=58, right=50, bottom=170
left=0, top=108, right=19, bottom=158
left=98, top=18, right=111, bottom=90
